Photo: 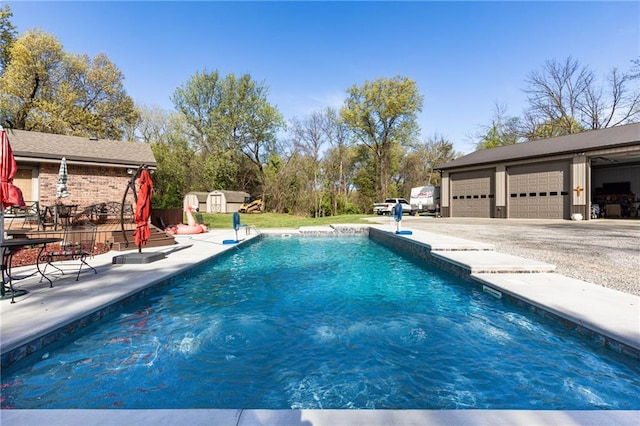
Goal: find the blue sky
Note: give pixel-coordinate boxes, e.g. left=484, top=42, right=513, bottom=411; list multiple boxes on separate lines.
left=6, top=1, right=639, bottom=154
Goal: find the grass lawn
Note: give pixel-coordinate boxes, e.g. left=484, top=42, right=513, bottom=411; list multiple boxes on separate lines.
left=199, top=213, right=375, bottom=229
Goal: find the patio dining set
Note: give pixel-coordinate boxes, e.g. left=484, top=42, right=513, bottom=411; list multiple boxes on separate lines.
left=3, top=201, right=134, bottom=232
left=0, top=223, right=97, bottom=303
left=0, top=201, right=133, bottom=303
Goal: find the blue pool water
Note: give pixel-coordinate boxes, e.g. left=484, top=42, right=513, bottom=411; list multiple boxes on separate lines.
left=2, top=237, right=639, bottom=409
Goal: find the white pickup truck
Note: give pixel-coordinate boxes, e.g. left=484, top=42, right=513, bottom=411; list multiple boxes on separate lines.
left=373, top=198, right=416, bottom=216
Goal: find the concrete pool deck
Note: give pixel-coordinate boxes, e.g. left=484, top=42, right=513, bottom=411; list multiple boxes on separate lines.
left=1, top=225, right=639, bottom=425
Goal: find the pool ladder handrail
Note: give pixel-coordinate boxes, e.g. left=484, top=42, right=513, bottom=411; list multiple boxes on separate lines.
left=239, top=223, right=261, bottom=236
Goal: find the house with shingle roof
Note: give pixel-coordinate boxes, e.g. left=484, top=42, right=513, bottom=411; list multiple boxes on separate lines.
left=7, top=129, right=156, bottom=215
left=437, top=122, right=640, bottom=220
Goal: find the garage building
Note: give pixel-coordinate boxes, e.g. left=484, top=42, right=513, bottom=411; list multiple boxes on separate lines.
left=437, top=123, right=640, bottom=220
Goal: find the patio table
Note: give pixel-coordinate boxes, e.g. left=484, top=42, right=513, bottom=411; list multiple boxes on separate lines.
left=1, top=237, right=62, bottom=303
left=47, top=204, right=78, bottom=230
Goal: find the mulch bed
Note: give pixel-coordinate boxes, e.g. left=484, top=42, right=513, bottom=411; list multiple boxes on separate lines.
left=9, top=243, right=111, bottom=267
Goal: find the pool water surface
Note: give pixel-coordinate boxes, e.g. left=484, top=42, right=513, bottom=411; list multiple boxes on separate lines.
left=1, top=237, right=639, bottom=409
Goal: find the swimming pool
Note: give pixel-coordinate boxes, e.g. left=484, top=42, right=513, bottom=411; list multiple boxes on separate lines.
left=2, top=236, right=639, bottom=409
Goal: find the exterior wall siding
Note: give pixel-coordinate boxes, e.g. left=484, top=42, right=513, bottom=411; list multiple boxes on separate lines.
left=571, top=155, right=588, bottom=218
left=495, top=165, right=507, bottom=218
left=37, top=163, right=133, bottom=212
left=440, top=173, right=450, bottom=215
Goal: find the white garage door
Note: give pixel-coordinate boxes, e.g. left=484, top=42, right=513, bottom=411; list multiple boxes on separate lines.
left=450, top=169, right=494, bottom=218
left=508, top=161, right=570, bottom=219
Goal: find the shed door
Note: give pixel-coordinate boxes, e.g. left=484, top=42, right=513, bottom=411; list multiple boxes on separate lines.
left=209, top=194, right=223, bottom=213
left=450, top=169, right=494, bottom=218
left=508, top=161, right=570, bottom=219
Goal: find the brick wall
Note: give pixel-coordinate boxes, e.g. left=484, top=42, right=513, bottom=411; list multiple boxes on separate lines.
left=39, top=163, right=133, bottom=211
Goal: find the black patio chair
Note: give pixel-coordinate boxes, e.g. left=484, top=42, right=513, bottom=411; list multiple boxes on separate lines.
left=39, top=222, right=98, bottom=281
left=4, top=201, right=42, bottom=230
left=39, top=205, right=56, bottom=231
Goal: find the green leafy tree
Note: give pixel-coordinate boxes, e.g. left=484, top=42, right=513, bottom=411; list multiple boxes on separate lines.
left=0, top=4, right=17, bottom=74
left=263, top=154, right=289, bottom=213
left=0, top=30, right=64, bottom=130
left=0, top=30, right=137, bottom=138
left=57, top=52, right=138, bottom=138
left=171, top=70, right=245, bottom=193
left=129, top=105, right=206, bottom=208
left=171, top=70, right=222, bottom=153
left=340, top=76, right=423, bottom=200
left=151, top=138, right=193, bottom=209
left=172, top=71, right=284, bottom=200
left=263, top=153, right=310, bottom=215
left=475, top=103, right=521, bottom=150
left=350, top=144, right=378, bottom=212
left=222, top=74, right=285, bottom=198
left=148, top=112, right=200, bottom=208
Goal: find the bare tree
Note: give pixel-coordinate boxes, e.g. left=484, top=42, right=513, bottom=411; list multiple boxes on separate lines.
left=122, top=104, right=171, bottom=143
left=475, top=102, right=522, bottom=150
left=290, top=111, right=329, bottom=217
left=630, top=57, right=640, bottom=79
left=321, top=107, right=353, bottom=215
left=581, top=67, right=640, bottom=129
left=400, top=134, right=460, bottom=194
left=523, top=57, right=592, bottom=138
left=523, top=57, right=640, bottom=140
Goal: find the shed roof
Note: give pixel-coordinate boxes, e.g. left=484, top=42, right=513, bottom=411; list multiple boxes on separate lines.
left=439, top=122, right=640, bottom=170
left=185, top=192, right=209, bottom=202
left=7, top=129, right=156, bottom=168
left=209, top=190, right=250, bottom=203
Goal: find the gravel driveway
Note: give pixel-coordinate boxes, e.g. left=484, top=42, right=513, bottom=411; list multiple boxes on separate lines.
left=366, top=216, right=640, bottom=296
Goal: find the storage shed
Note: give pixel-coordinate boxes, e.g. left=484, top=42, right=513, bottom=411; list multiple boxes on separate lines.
left=206, top=190, right=250, bottom=213
left=183, top=192, right=208, bottom=212
left=437, top=123, right=640, bottom=220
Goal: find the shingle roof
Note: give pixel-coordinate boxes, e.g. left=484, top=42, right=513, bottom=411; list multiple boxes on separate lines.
left=185, top=192, right=209, bottom=202
left=6, top=129, right=156, bottom=167
left=210, top=190, right=250, bottom=203
left=439, top=122, right=640, bottom=170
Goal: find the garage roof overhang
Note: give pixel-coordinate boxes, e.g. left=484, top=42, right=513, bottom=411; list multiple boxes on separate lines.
left=438, top=123, right=640, bottom=172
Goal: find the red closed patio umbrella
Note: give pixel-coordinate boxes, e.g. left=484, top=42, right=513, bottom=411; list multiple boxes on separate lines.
left=133, top=168, right=153, bottom=252
left=1, top=128, right=25, bottom=244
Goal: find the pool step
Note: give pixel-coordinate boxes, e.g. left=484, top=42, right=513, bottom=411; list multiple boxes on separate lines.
left=431, top=250, right=556, bottom=274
